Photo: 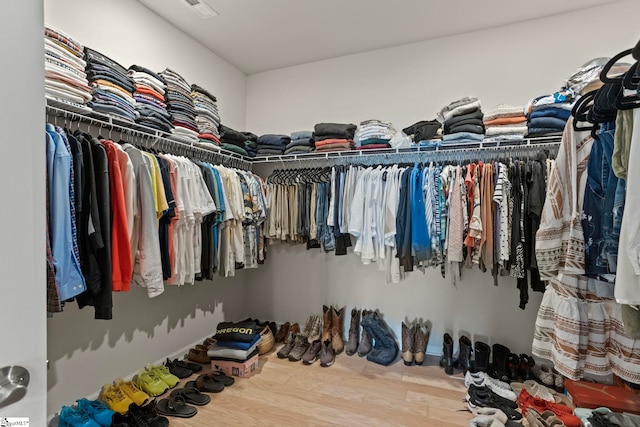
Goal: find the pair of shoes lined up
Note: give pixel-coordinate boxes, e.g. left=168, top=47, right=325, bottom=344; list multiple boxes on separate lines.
left=517, top=387, right=580, bottom=426
left=346, top=309, right=399, bottom=366
left=131, top=364, right=180, bottom=397
left=401, top=320, right=430, bottom=366
left=532, top=363, right=565, bottom=394
left=467, top=407, right=521, bottom=427
left=277, top=314, right=333, bottom=366
left=464, top=372, right=523, bottom=423
left=187, top=337, right=216, bottom=364
left=439, top=335, right=535, bottom=383
left=58, top=398, right=115, bottom=427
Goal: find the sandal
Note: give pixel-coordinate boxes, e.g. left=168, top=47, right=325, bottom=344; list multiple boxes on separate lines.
left=156, top=395, right=197, bottom=418
left=185, top=375, right=224, bottom=393
left=206, top=371, right=235, bottom=386
left=170, top=387, right=211, bottom=406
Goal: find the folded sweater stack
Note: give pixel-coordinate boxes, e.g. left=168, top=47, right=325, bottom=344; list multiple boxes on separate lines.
left=355, top=119, right=396, bottom=150
left=159, top=68, right=199, bottom=145
left=243, top=132, right=258, bottom=158
left=219, top=125, right=249, bottom=156
left=314, top=123, right=356, bottom=153
left=208, top=320, right=260, bottom=362
left=257, top=134, right=291, bottom=155
left=128, top=64, right=173, bottom=133
left=438, top=97, right=485, bottom=144
left=483, top=105, right=528, bottom=142
left=44, top=26, right=92, bottom=114
left=191, top=84, right=221, bottom=146
left=403, top=120, right=442, bottom=144
left=285, top=131, right=315, bottom=155
left=85, top=47, right=136, bottom=122
left=526, top=89, right=576, bottom=137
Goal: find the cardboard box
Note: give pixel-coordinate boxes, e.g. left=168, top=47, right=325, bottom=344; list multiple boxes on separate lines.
left=565, top=379, right=640, bottom=414
left=211, top=354, right=259, bottom=378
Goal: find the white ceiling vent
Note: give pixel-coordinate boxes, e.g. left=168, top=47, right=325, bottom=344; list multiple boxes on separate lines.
left=181, top=0, right=218, bottom=19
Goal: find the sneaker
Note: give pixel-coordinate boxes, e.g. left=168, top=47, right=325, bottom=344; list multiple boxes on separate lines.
left=518, top=389, right=580, bottom=427
left=146, top=364, right=180, bottom=388
left=114, top=378, right=150, bottom=406
left=510, top=380, right=555, bottom=403
left=465, top=371, right=517, bottom=401
left=319, top=339, right=335, bottom=368
left=467, top=384, right=521, bottom=421
left=59, top=406, right=101, bottom=427
left=76, top=398, right=115, bottom=427
left=288, top=334, right=310, bottom=362
left=128, top=400, right=170, bottom=427
left=164, top=359, right=192, bottom=379
left=134, top=369, right=169, bottom=397
left=302, top=340, right=323, bottom=365
left=98, top=384, right=134, bottom=415
left=533, top=364, right=555, bottom=389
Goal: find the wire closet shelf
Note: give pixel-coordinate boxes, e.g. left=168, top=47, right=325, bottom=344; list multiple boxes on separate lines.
left=45, top=103, right=253, bottom=171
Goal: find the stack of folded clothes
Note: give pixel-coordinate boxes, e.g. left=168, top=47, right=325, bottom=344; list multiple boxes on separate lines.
left=483, top=105, right=528, bottom=143
left=191, top=84, right=221, bottom=147
left=44, top=26, right=92, bottom=113
left=159, top=68, right=199, bottom=144
left=128, top=65, right=173, bottom=133
left=85, top=47, right=136, bottom=122
left=218, top=125, right=249, bottom=156
left=355, top=120, right=396, bottom=150
left=243, top=132, right=259, bottom=158
left=313, top=123, right=356, bottom=153
left=437, top=96, right=485, bottom=144
left=403, top=120, right=442, bottom=147
left=285, top=131, right=315, bottom=155
left=207, top=320, right=261, bottom=364
left=526, top=88, right=576, bottom=137
left=257, top=134, right=291, bottom=156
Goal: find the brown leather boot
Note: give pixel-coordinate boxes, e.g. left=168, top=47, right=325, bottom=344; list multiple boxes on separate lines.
left=275, top=322, right=290, bottom=343
left=331, top=306, right=345, bottom=354
left=413, top=324, right=429, bottom=365
left=344, top=308, right=361, bottom=356
left=321, top=305, right=332, bottom=342
left=401, top=322, right=415, bottom=366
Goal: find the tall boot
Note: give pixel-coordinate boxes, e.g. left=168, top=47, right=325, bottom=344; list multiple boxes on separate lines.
left=361, top=311, right=398, bottom=366
left=401, top=322, right=415, bottom=366
left=473, top=341, right=491, bottom=373
left=321, top=305, right=332, bottom=342
left=440, top=333, right=454, bottom=375
left=413, top=323, right=429, bottom=366
left=331, top=306, right=345, bottom=354
left=357, top=309, right=373, bottom=357
left=491, top=343, right=510, bottom=382
left=454, top=336, right=473, bottom=373
left=344, top=308, right=361, bottom=356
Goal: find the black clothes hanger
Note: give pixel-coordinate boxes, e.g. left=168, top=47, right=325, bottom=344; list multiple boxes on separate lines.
left=600, top=49, right=632, bottom=83
left=572, top=90, right=597, bottom=132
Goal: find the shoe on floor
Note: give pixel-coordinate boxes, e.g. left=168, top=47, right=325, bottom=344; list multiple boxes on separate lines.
left=99, top=384, right=134, bottom=415
left=518, top=389, right=580, bottom=427
left=128, top=400, right=170, bottom=427
left=187, top=347, right=210, bottom=364
left=164, top=359, right=192, bottom=379
left=275, top=322, right=290, bottom=343
left=465, top=371, right=517, bottom=401
left=320, top=339, right=335, bottom=367
left=114, top=378, right=150, bottom=406
left=466, top=384, right=521, bottom=422
left=59, top=406, right=101, bottom=427
left=134, top=369, right=169, bottom=397
left=147, top=364, right=180, bottom=388
left=76, top=398, right=115, bottom=427
left=277, top=323, right=299, bottom=359
left=302, top=340, right=322, bottom=365
left=469, top=415, right=505, bottom=427
left=288, top=334, right=310, bottom=362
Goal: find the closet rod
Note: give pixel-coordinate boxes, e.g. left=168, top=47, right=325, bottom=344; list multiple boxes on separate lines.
left=251, top=136, right=562, bottom=165
left=45, top=103, right=253, bottom=171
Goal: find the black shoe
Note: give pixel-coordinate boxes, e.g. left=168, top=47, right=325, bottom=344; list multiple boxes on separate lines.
left=439, top=333, right=454, bottom=375
left=466, top=384, right=521, bottom=421
left=518, top=354, right=535, bottom=381
left=128, top=400, right=170, bottom=427
left=171, top=359, right=203, bottom=374
left=164, top=359, right=192, bottom=379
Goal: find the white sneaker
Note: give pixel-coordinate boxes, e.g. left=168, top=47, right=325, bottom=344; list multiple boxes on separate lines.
left=465, top=371, right=517, bottom=401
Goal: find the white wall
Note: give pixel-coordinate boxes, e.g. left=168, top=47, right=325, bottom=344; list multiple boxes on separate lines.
left=245, top=0, right=640, bottom=357
left=0, top=1, right=46, bottom=424
left=44, top=0, right=250, bottom=416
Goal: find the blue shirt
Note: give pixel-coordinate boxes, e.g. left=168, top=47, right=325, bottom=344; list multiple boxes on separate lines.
left=46, top=125, right=86, bottom=300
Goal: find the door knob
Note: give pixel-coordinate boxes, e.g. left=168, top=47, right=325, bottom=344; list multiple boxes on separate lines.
left=0, top=366, right=29, bottom=409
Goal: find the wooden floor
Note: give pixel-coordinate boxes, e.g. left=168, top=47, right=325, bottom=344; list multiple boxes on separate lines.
left=167, top=347, right=473, bottom=427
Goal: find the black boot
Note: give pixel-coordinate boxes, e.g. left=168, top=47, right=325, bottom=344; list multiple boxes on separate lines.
left=507, top=353, right=520, bottom=381
left=454, top=336, right=473, bottom=373
left=439, top=333, right=454, bottom=375
left=473, top=341, right=491, bottom=373
left=518, top=354, right=535, bottom=381
left=491, top=343, right=510, bottom=382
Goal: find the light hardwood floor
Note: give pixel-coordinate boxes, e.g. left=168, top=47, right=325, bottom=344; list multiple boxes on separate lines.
left=166, top=349, right=473, bottom=427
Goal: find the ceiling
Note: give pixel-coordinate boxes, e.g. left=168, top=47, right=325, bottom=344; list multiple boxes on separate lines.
left=138, top=0, right=621, bottom=74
